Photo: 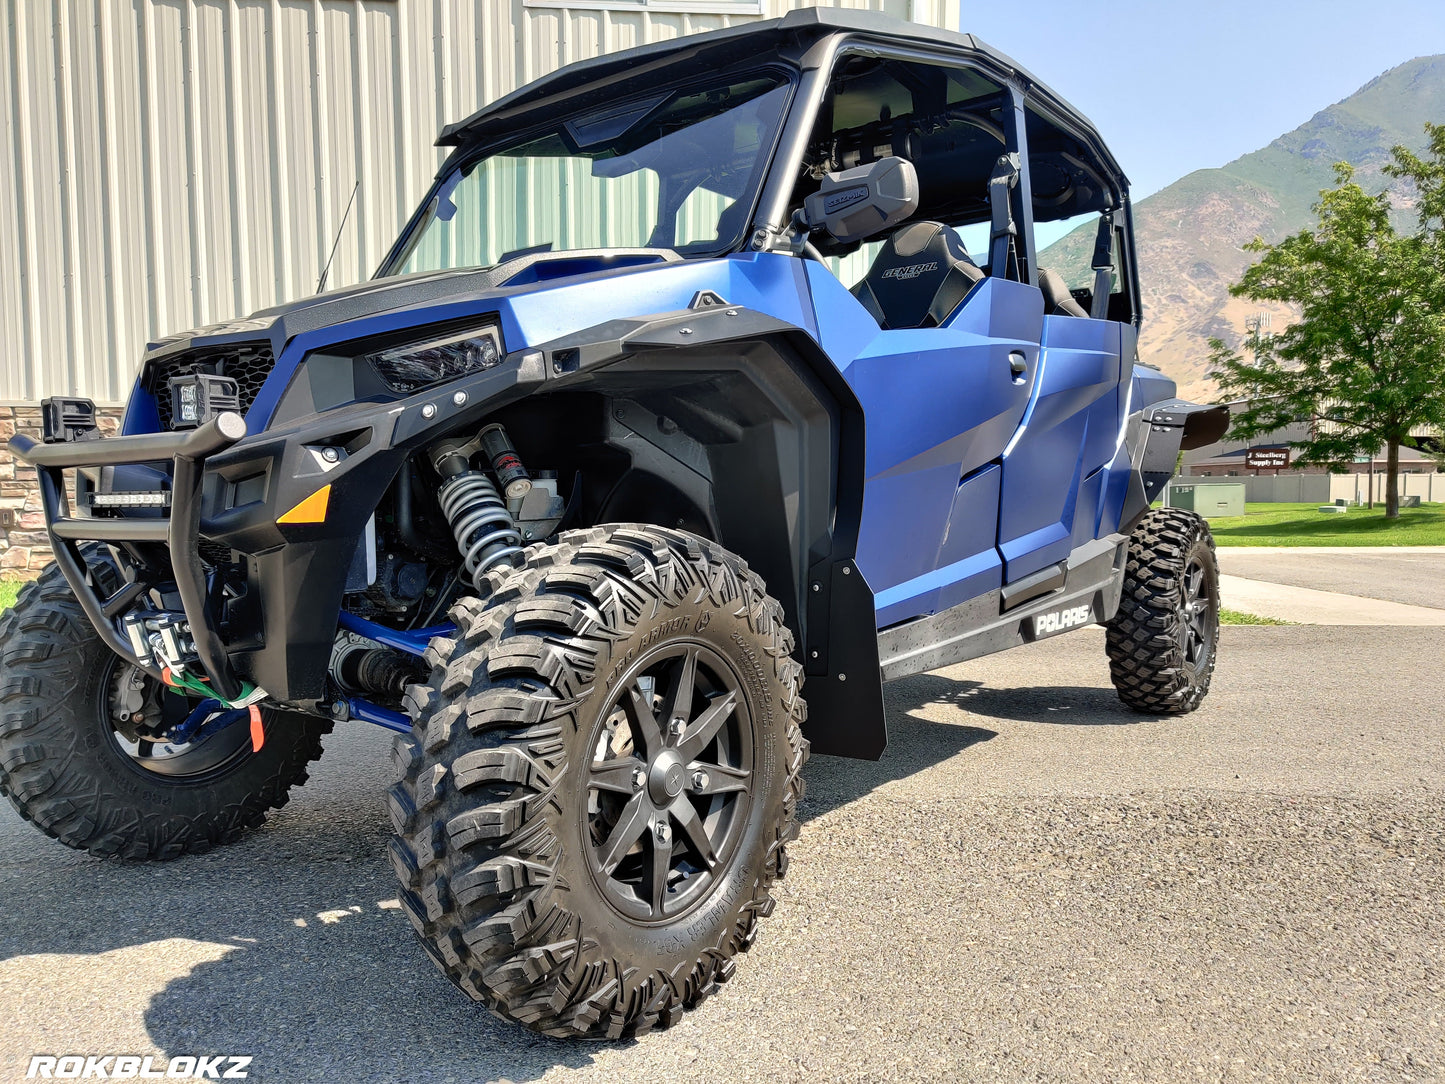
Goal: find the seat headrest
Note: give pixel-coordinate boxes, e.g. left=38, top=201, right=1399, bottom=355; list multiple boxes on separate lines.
left=1039, top=267, right=1089, bottom=318
left=851, top=222, right=985, bottom=330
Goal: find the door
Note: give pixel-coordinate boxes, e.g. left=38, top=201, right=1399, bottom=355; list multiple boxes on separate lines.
left=785, top=52, right=1048, bottom=628
left=996, top=204, right=1137, bottom=583
left=804, top=265, right=1041, bottom=627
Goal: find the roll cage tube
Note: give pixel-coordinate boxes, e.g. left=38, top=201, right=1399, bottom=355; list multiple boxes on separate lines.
left=750, top=37, right=1046, bottom=287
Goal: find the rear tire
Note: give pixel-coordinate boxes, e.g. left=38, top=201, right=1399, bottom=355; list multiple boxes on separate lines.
left=1106, top=508, right=1219, bottom=713
left=0, top=560, right=332, bottom=859
left=388, top=524, right=808, bottom=1039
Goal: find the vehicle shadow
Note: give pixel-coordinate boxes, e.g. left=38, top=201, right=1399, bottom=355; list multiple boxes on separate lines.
left=799, top=685, right=996, bottom=824
left=798, top=670, right=1142, bottom=823
left=0, top=669, right=1129, bottom=1082
left=0, top=729, right=604, bottom=1083
left=895, top=673, right=1148, bottom=728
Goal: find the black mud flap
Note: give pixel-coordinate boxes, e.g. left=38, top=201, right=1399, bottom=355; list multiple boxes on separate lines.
left=803, top=555, right=886, bottom=760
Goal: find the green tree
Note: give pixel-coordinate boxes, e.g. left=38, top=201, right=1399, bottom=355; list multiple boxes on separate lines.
left=1387, top=121, right=1445, bottom=232
left=1208, top=146, right=1445, bottom=519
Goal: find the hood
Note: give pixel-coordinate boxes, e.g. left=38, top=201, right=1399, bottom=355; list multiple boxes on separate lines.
left=144, top=250, right=681, bottom=364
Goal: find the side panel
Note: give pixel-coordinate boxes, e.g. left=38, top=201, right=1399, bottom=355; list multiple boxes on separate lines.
left=871, top=463, right=1003, bottom=622
left=1096, top=323, right=1142, bottom=536
left=996, top=314, right=1123, bottom=582
left=802, top=266, right=1043, bottom=627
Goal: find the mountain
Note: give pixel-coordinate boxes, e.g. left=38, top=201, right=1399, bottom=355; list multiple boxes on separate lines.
left=1041, top=55, right=1445, bottom=402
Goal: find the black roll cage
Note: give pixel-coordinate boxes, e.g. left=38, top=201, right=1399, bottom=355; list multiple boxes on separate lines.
left=378, top=14, right=1141, bottom=322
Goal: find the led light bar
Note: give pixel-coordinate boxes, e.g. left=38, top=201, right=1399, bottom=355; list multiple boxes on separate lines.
left=90, top=491, right=171, bottom=508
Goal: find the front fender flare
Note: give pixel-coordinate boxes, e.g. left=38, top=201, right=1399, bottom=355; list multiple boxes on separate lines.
left=534, top=301, right=886, bottom=759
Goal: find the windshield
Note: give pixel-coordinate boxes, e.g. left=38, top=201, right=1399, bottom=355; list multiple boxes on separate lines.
left=390, top=72, right=793, bottom=275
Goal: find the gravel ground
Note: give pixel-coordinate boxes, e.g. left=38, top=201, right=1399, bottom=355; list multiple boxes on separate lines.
left=0, top=625, right=1441, bottom=1084
left=1219, top=548, right=1445, bottom=611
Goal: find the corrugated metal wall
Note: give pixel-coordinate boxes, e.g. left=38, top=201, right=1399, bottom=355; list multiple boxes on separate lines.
left=0, top=0, right=957, bottom=403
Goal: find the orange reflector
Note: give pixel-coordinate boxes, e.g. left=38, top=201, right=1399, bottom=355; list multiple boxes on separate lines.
left=277, top=484, right=331, bottom=525
left=249, top=705, right=265, bottom=753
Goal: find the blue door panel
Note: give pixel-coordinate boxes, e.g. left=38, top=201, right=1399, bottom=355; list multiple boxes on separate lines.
left=873, top=464, right=1004, bottom=626
left=936, top=464, right=1003, bottom=568
left=1071, top=466, right=1105, bottom=549
left=998, top=314, right=1121, bottom=581
left=857, top=460, right=960, bottom=619
left=802, top=262, right=890, bottom=369
left=1097, top=441, right=1133, bottom=538
left=803, top=270, right=1040, bottom=622
left=999, top=428, right=1083, bottom=578
left=876, top=548, right=1002, bottom=629
left=948, top=275, right=1047, bottom=344
left=933, top=464, right=1004, bottom=615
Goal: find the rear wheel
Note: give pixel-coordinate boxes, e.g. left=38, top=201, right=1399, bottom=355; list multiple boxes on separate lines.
left=388, top=524, right=808, bottom=1038
left=1106, top=508, right=1219, bottom=713
left=0, top=561, right=332, bottom=859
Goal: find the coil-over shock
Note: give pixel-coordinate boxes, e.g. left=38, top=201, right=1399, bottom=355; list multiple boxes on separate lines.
left=429, top=423, right=532, bottom=591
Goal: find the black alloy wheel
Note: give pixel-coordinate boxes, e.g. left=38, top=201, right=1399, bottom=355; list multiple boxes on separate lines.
left=584, top=642, right=754, bottom=923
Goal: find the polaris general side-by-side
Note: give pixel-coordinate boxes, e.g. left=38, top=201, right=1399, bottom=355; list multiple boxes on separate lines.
left=2, top=11, right=1224, bottom=1039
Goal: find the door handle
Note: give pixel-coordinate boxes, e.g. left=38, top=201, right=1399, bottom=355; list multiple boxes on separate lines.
left=1008, top=351, right=1028, bottom=382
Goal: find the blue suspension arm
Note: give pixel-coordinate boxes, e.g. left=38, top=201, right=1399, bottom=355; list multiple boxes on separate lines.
left=337, top=610, right=456, bottom=657
left=335, top=610, right=458, bottom=734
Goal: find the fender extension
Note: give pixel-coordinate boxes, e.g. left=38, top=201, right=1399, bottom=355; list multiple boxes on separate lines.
left=1121, top=398, right=1230, bottom=531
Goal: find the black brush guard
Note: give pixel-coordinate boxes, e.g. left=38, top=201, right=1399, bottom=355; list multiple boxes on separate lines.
left=7, top=413, right=248, bottom=700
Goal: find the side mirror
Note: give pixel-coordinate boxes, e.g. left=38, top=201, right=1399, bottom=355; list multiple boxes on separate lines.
left=801, top=156, right=919, bottom=245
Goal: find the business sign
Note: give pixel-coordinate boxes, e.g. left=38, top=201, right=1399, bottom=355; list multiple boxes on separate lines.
left=1245, top=448, right=1291, bottom=470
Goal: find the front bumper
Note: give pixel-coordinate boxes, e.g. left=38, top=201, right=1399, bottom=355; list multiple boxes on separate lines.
left=8, top=413, right=250, bottom=700
left=8, top=349, right=547, bottom=703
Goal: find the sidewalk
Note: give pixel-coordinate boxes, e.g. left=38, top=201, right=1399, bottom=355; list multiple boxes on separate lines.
left=1215, top=544, right=1445, bottom=624
left=1220, top=574, right=1445, bottom=625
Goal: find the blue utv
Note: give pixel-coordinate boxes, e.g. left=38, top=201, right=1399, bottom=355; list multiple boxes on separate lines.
left=2, top=10, right=1225, bottom=1039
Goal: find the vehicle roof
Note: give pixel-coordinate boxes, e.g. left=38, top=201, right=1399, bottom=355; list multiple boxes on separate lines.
left=437, top=8, right=1125, bottom=185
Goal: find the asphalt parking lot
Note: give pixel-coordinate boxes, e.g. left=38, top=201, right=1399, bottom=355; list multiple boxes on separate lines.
left=1218, top=546, right=1445, bottom=611
left=1, top=565, right=1442, bottom=1082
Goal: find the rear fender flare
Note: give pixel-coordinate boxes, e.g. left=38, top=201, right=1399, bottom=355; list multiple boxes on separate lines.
left=1120, top=398, right=1230, bottom=529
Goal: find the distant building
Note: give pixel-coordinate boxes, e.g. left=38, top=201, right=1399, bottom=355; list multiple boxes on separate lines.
left=1182, top=403, right=1442, bottom=477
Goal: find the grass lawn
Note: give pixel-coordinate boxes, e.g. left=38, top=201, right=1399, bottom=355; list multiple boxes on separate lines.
left=0, top=580, right=19, bottom=612
left=1205, top=502, right=1445, bottom=547
left=1219, top=608, right=1294, bottom=625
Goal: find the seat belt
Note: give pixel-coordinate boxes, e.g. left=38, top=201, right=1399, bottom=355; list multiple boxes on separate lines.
left=1090, top=213, right=1115, bottom=320
left=988, top=153, right=1020, bottom=281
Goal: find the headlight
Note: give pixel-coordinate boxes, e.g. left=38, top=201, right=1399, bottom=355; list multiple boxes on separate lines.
left=363, top=327, right=504, bottom=395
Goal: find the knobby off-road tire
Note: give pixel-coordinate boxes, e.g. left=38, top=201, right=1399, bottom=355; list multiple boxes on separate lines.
left=1106, top=507, right=1219, bottom=713
left=0, top=560, right=332, bottom=859
left=388, top=524, right=808, bottom=1039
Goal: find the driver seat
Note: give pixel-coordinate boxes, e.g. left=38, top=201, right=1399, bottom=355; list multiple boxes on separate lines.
left=851, top=221, right=986, bottom=330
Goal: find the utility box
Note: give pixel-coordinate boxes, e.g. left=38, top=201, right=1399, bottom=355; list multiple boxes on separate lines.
left=1169, top=483, right=1245, bottom=518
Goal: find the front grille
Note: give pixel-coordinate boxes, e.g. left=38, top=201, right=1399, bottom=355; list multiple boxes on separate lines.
left=144, top=343, right=274, bottom=429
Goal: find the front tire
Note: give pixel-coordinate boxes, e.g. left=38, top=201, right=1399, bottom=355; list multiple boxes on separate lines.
left=388, top=525, right=808, bottom=1039
left=1106, top=508, right=1220, bottom=713
left=0, top=561, right=332, bottom=859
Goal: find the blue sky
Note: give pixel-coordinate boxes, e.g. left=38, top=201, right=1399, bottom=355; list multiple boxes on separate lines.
left=961, top=0, right=1445, bottom=200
